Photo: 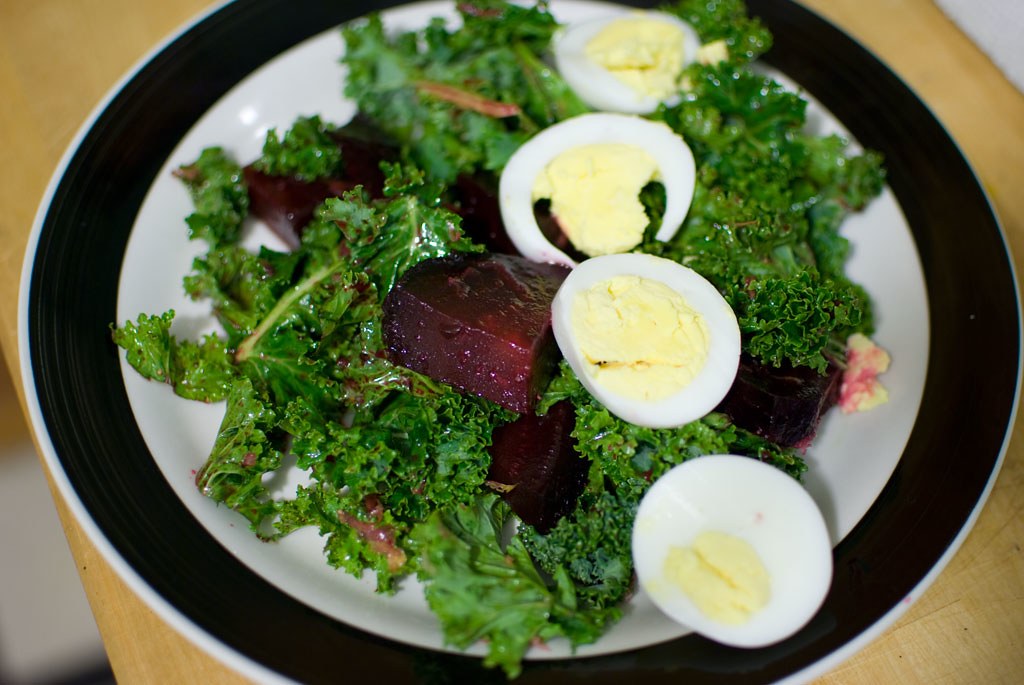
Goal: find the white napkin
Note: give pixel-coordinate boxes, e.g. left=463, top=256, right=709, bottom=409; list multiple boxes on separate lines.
left=934, top=0, right=1024, bottom=93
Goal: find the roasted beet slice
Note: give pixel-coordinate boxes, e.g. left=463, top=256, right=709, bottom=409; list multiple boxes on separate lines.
left=534, top=199, right=587, bottom=263
left=244, top=167, right=356, bottom=249
left=382, top=252, right=570, bottom=413
left=453, top=174, right=518, bottom=255
left=487, top=400, right=588, bottom=532
left=245, top=133, right=394, bottom=249
left=450, top=175, right=586, bottom=262
left=329, top=132, right=393, bottom=198
left=716, top=354, right=843, bottom=447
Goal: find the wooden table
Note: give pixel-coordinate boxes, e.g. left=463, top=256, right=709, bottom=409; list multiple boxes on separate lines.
left=1, top=1, right=1021, bottom=682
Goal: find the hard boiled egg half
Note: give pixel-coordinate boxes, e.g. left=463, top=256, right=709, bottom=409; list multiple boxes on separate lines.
left=499, top=112, right=696, bottom=267
left=553, top=9, right=703, bottom=114
left=550, top=253, right=740, bottom=429
left=632, top=454, right=834, bottom=648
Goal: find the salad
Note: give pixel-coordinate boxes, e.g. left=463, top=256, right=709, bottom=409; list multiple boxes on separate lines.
left=112, top=0, right=887, bottom=678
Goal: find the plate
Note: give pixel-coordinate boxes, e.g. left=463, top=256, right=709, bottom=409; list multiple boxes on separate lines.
left=18, top=0, right=1020, bottom=683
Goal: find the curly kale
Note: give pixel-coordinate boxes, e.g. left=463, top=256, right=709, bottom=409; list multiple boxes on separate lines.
left=520, top=486, right=639, bottom=612
left=254, top=114, right=344, bottom=181
left=665, top=0, right=773, bottom=64
left=172, top=146, right=248, bottom=247
left=649, top=62, right=885, bottom=372
left=342, top=0, right=588, bottom=182
left=409, top=495, right=615, bottom=679
left=109, top=310, right=235, bottom=403
left=742, top=271, right=866, bottom=372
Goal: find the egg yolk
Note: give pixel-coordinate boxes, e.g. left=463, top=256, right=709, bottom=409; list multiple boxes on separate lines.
left=570, top=274, right=709, bottom=401
left=584, top=16, right=688, bottom=100
left=664, top=530, right=771, bottom=625
left=532, top=143, right=658, bottom=256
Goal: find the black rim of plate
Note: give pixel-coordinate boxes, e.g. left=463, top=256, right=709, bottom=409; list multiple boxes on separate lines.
left=27, top=0, right=1020, bottom=683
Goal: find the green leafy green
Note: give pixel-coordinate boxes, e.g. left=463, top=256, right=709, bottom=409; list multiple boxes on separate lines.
left=318, top=170, right=480, bottom=295
left=183, top=245, right=303, bottom=348
left=195, top=377, right=283, bottom=527
left=254, top=115, right=344, bottom=181
left=173, top=147, right=248, bottom=247
left=665, top=0, right=773, bottom=63
left=520, top=486, right=638, bottom=612
left=742, top=271, right=865, bottom=372
left=109, top=311, right=234, bottom=402
left=410, top=495, right=612, bottom=678
left=342, top=0, right=589, bottom=183
left=648, top=61, right=884, bottom=371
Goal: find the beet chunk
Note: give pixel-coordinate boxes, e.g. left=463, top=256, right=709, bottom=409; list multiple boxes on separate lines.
left=716, top=354, right=843, bottom=447
left=449, top=176, right=586, bottom=263
left=487, top=400, right=588, bottom=532
left=245, top=133, right=393, bottom=249
left=244, top=167, right=356, bottom=249
left=328, top=132, right=394, bottom=198
left=382, top=252, right=570, bottom=413
left=453, top=174, right=519, bottom=256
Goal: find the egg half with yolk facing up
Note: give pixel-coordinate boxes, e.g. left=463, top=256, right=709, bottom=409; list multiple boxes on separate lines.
left=550, top=253, right=740, bottom=429
left=553, top=9, right=703, bottom=114
left=499, top=112, right=696, bottom=268
left=632, top=454, right=834, bottom=648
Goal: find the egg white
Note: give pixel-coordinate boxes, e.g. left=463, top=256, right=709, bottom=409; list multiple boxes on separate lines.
left=553, top=10, right=702, bottom=114
left=499, top=113, right=696, bottom=267
left=632, top=455, right=834, bottom=648
left=550, top=253, right=739, bottom=428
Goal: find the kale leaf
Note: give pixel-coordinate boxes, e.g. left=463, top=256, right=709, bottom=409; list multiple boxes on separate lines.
left=742, top=271, right=865, bottom=372
left=109, top=310, right=234, bottom=403
left=520, top=486, right=639, bottom=612
left=665, top=0, right=773, bottom=64
left=409, top=494, right=613, bottom=678
left=342, top=0, right=588, bottom=183
left=650, top=62, right=884, bottom=371
left=172, top=147, right=248, bottom=247
left=254, top=115, right=344, bottom=181
left=195, top=377, right=283, bottom=528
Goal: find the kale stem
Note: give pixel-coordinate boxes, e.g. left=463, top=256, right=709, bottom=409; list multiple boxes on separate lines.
left=235, top=262, right=336, bottom=362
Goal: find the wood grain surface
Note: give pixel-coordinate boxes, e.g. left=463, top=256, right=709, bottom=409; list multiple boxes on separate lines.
left=1, top=1, right=1021, bottom=682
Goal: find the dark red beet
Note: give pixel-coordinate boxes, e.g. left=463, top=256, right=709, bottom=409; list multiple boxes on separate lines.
left=453, top=174, right=519, bottom=256
left=487, top=400, right=588, bottom=532
left=328, top=133, right=393, bottom=198
left=450, top=177, right=586, bottom=263
left=382, top=252, right=570, bottom=413
left=716, top=355, right=843, bottom=447
left=244, top=167, right=356, bottom=249
left=245, top=133, right=393, bottom=249
left=534, top=200, right=587, bottom=262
